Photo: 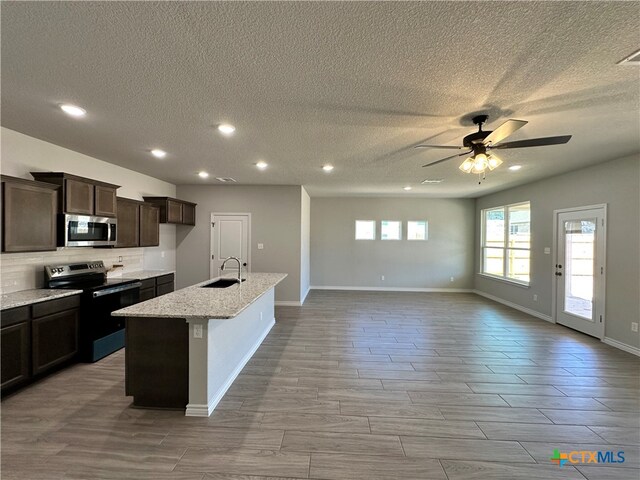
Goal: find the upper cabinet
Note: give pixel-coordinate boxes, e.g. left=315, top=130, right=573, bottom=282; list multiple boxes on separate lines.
left=143, top=197, right=196, bottom=226
left=1, top=176, right=59, bottom=252
left=115, top=197, right=159, bottom=248
left=31, top=172, right=119, bottom=218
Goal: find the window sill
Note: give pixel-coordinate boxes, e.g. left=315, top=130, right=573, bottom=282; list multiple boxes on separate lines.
left=477, top=273, right=530, bottom=289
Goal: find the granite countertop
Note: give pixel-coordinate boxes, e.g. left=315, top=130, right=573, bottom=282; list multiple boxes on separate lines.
left=112, top=272, right=287, bottom=320
left=1, top=289, right=84, bottom=310
left=120, top=269, right=175, bottom=280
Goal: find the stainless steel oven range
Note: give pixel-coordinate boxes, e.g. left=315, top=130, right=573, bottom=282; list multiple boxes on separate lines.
left=45, top=261, right=141, bottom=362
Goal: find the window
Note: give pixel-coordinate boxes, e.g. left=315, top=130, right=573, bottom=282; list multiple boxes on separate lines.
left=481, top=202, right=530, bottom=284
left=381, top=221, right=401, bottom=240
left=355, top=220, right=375, bottom=240
left=407, top=221, right=428, bottom=240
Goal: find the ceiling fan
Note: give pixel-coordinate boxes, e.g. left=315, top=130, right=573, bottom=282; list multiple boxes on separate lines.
left=416, top=115, right=571, bottom=178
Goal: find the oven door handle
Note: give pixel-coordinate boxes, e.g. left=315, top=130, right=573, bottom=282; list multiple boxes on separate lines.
left=92, top=282, right=142, bottom=298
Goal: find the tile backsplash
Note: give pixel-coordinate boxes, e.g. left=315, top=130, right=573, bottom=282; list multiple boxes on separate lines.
left=0, top=247, right=145, bottom=294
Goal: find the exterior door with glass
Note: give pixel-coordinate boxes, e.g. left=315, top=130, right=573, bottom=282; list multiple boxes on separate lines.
left=554, top=206, right=606, bottom=339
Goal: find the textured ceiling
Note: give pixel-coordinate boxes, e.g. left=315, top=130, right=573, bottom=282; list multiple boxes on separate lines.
left=2, top=1, right=639, bottom=197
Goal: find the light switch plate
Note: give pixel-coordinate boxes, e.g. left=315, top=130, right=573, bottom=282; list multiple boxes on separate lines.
left=544, top=247, right=551, bottom=254
left=257, top=243, right=264, bottom=250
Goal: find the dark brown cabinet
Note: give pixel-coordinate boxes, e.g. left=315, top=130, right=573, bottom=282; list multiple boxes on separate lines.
left=2, top=176, right=59, bottom=252
left=116, top=198, right=140, bottom=248
left=140, top=204, right=160, bottom=247
left=31, top=308, right=79, bottom=376
left=1, top=306, right=30, bottom=391
left=182, top=203, right=196, bottom=226
left=156, top=275, right=175, bottom=296
left=143, top=197, right=197, bottom=226
left=137, top=274, right=174, bottom=302
left=31, top=172, right=119, bottom=218
left=65, top=177, right=94, bottom=215
left=94, top=185, right=118, bottom=217
left=115, top=197, right=159, bottom=248
left=1, top=295, right=80, bottom=396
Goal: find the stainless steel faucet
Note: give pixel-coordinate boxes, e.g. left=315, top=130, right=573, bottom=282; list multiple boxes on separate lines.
left=221, top=256, right=242, bottom=282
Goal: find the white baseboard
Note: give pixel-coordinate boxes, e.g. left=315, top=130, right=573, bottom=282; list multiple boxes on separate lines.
left=300, top=286, right=310, bottom=305
left=185, top=403, right=210, bottom=417
left=310, top=286, right=474, bottom=293
left=473, top=290, right=554, bottom=323
left=204, top=318, right=275, bottom=416
left=603, top=337, right=640, bottom=357
left=275, top=300, right=301, bottom=306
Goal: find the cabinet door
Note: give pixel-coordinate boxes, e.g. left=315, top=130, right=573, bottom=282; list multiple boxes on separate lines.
left=65, top=178, right=94, bottom=214
left=156, top=281, right=174, bottom=297
left=182, top=203, right=196, bottom=225
left=167, top=200, right=183, bottom=224
left=139, top=204, right=159, bottom=247
left=32, top=309, right=79, bottom=376
left=139, top=287, right=155, bottom=302
left=2, top=181, right=58, bottom=252
left=1, top=322, right=30, bottom=391
left=116, top=198, right=140, bottom=248
left=94, top=185, right=117, bottom=217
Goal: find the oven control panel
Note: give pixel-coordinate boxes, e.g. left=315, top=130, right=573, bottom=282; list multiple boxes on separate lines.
left=45, top=261, right=106, bottom=278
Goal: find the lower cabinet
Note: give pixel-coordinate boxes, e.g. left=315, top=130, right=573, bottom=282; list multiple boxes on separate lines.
left=1, top=295, right=80, bottom=395
left=1, top=321, right=30, bottom=391
left=137, top=274, right=175, bottom=302
left=31, top=308, right=79, bottom=376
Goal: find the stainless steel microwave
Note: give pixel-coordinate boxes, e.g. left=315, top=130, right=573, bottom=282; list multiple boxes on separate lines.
left=60, top=214, right=117, bottom=247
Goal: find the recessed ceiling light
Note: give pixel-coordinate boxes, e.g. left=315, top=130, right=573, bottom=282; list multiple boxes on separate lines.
left=322, top=164, right=334, bottom=172
left=217, top=124, right=236, bottom=136
left=509, top=165, right=522, bottom=171
left=403, top=186, right=412, bottom=191
left=59, top=104, right=86, bottom=118
left=198, top=171, right=209, bottom=178
left=151, top=149, right=167, bottom=159
left=256, top=161, right=268, bottom=170
left=421, top=179, right=443, bottom=184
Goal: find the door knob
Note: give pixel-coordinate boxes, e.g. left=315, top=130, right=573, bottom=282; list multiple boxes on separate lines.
left=555, top=272, right=563, bottom=276
left=243, top=263, right=247, bottom=266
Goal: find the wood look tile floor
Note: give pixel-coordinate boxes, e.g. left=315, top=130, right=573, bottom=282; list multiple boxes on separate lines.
left=2, top=291, right=639, bottom=479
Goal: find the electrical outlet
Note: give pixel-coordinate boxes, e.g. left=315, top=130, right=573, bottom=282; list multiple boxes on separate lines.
left=632, top=322, right=639, bottom=333
left=193, top=324, right=203, bottom=338
left=381, top=275, right=385, bottom=281
left=118, top=256, right=123, bottom=262
left=161, top=251, right=165, bottom=258
left=450, top=277, right=454, bottom=282
left=533, top=294, right=538, bottom=301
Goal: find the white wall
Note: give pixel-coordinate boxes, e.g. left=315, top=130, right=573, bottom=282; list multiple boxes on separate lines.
left=175, top=185, right=303, bottom=303
left=311, top=197, right=475, bottom=290
left=300, top=187, right=311, bottom=302
left=0, top=127, right=177, bottom=293
left=475, top=154, right=640, bottom=350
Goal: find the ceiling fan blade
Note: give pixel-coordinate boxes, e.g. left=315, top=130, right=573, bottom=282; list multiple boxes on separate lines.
left=422, top=151, right=472, bottom=168
left=493, top=135, right=572, bottom=149
left=483, top=119, right=528, bottom=145
left=414, top=144, right=465, bottom=150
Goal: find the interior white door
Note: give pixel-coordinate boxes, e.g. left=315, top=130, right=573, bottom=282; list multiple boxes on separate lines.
left=555, top=206, right=606, bottom=339
left=210, top=214, right=250, bottom=278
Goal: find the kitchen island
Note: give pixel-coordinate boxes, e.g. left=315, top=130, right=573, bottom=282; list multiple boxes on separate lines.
left=112, top=272, right=287, bottom=416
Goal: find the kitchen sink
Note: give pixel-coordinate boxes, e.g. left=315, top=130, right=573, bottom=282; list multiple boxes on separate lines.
left=201, top=278, right=246, bottom=288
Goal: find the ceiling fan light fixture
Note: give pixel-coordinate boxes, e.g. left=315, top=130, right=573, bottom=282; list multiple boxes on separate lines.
left=487, top=154, right=503, bottom=171
left=459, top=157, right=474, bottom=173
left=472, top=153, right=488, bottom=173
